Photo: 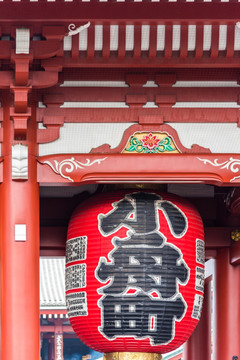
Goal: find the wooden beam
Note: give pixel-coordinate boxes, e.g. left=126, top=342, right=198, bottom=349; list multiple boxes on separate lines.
left=37, top=153, right=240, bottom=185
left=41, top=325, right=73, bottom=333
left=59, top=54, right=240, bottom=69
left=40, top=227, right=67, bottom=254
left=59, top=68, right=240, bottom=82
left=39, top=86, right=240, bottom=103
left=0, top=2, right=239, bottom=23
left=37, top=107, right=240, bottom=124
left=40, top=309, right=67, bottom=315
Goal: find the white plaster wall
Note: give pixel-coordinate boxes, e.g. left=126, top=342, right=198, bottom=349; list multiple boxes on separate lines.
left=169, top=123, right=240, bottom=153
left=39, top=123, right=134, bottom=156
left=39, top=122, right=240, bottom=156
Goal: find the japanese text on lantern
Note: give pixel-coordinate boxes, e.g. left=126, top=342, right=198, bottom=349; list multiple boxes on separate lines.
left=96, top=192, right=190, bottom=345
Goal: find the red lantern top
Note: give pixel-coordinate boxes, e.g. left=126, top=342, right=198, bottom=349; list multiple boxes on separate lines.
left=66, top=190, right=205, bottom=354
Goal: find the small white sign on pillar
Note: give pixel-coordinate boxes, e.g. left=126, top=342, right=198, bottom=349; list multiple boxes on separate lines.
left=15, top=224, right=27, bottom=241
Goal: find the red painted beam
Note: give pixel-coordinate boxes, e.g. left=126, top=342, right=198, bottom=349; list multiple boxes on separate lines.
left=0, top=3, right=238, bottom=22
left=40, top=309, right=67, bottom=315
left=60, top=53, right=240, bottom=69
left=41, top=325, right=73, bottom=333
left=37, top=153, right=240, bottom=185
left=59, top=68, right=240, bottom=82
left=36, top=107, right=240, bottom=124
left=205, top=227, right=231, bottom=248
left=40, top=227, right=67, bottom=254
left=40, top=86, right=240, bottom=103
left=43, top=333, right=78, bottom=339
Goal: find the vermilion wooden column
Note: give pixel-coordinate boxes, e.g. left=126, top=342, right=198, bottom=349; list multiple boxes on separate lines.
left=215, top=247, right=240, bottom=359
left=0, top=98, right=39, bottom=359
left=48, top=338, right=55, bottom=360
left=183, top=280, right=211, bottom=360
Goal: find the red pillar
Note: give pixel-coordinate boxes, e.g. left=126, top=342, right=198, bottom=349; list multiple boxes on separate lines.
left=48, top=338, right=55, bottom=360
left=215, top=247, right=240, bottom=359
left=0, top=99, right=39, bottom=359
left=183, top=280, right=211, bottom=360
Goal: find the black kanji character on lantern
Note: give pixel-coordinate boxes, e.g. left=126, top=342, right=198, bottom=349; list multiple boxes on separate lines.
left=96, top=191, right=189, bottom=345
left=96, top=241, right=188, bottom=298
left=99, top=293, right=186, bottom=345
left=98, top=192, right=187, bottom=237
left=99, top=192, right=161, bottom=235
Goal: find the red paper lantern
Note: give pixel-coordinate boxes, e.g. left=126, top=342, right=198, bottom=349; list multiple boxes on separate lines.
left=66, top=190, right=204, bottom=354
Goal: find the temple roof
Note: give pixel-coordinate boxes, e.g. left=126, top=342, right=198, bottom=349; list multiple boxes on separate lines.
left=40, top=257, right=66, bottom=309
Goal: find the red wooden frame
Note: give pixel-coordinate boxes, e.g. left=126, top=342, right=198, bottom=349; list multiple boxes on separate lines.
left=38, top=153, right=240, bottom=186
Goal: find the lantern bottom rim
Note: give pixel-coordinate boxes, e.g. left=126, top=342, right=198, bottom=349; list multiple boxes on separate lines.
left=103, top=352, right=162, bottom=360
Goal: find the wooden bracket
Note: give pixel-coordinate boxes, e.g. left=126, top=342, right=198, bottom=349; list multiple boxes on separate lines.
left=0, top=28, right=65, bottom=147
left=37, top=125, right=62, bottom=144
left=10, top=107, right=31, bottom=140
left=42, top=94, right=64, bottom=108
left=155, top=73, right=177, bottom=87
left=41, top=57, right=63, bottom=73
left=125, top=74, right=148, bottom=87
left=11, top=52, right=33, bottom=86
left=155, top=94, right=177, bottom=107
left=37, top=114, right=64, bottom=144
left=15, top=59, right=30, bottom=86
left=31, top=40, right=63, bottom=59
left=11, top=87, right=31, bottom=113
left=139, top=115, right=164, bottom=125
left=37, top=94, right=65, bottom=144
left=31, top=71, right=59, bottom=89
left=126, top=94, right=148, bottom=108
left=42, top=26, right=65, bottom=41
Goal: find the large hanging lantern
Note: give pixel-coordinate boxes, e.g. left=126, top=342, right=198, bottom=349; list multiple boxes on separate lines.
left=66, top=190, right=205, bottom=356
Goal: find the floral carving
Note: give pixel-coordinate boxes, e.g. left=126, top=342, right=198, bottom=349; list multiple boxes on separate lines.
left=197, top=157, right=240, bottom=182
left=141, top=133, right=160, bottom=150
left=43, top=157, right=107, bottom=182
left=124, top=132, right=178, bottom=154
